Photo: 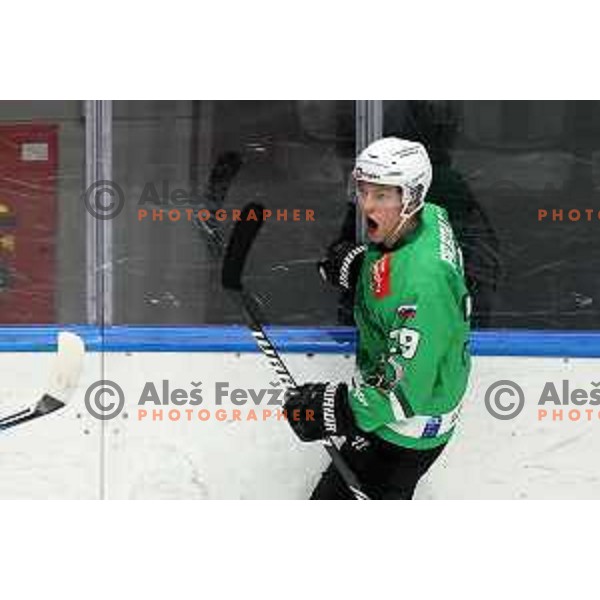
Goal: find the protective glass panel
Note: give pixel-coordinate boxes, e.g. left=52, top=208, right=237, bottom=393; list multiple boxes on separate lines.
left=383, top=100, right=600, bottom=329
left=112, top=101, right=356, bottom=325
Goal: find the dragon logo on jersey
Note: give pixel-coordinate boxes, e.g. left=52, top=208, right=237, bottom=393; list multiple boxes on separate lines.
left=384, top=355, right=405, bottom=388
left=371, top=254, right=391, bottom=299
left=368, top=355, right=405, bottom=390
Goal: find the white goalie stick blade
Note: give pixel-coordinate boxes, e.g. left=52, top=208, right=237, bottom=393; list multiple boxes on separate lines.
left=0, top=331, right=85, bottom=431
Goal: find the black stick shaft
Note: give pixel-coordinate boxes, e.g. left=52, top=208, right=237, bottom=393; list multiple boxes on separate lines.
left=0, top=395, right=65, bottom=431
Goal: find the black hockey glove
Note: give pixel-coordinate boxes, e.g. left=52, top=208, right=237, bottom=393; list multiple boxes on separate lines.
left=318, top=241, right=366, bottom=293
left=284, top=382, right=356, bottom=442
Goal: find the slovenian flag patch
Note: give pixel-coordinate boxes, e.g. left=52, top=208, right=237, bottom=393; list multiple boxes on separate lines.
left=397, top=304, right=417, bottom=320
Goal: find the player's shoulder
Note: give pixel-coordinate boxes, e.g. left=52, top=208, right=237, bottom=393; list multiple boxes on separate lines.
left=397, top=254, right=454, bottom=299
left=405, top=203, right=463, bottom=282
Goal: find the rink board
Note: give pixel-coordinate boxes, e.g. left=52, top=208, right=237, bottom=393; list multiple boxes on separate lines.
left=1, top=333, right=600, bottom=499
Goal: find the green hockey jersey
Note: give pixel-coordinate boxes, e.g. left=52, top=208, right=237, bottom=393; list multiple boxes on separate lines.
left=349, top=203, right=471, bottom=451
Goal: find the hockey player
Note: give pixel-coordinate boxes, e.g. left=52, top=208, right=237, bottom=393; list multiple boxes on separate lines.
left=284, top=137, right=471, bottom=499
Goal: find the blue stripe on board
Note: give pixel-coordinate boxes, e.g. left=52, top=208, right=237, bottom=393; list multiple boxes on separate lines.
left=0, top=326, right=600, bottom=357
left=470, top=330, right=600, bottom=358
left=0, top=326, right=356, bottom=354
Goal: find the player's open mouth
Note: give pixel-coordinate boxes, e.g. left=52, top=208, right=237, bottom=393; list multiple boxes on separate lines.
left=366, top=217, right=378, bottom=234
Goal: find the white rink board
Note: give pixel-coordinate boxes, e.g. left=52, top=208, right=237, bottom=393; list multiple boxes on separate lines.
left=1, top=351, right=600, bottom=499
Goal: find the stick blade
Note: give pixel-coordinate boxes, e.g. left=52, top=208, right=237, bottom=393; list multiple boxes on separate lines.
left=34, top=394, right=66, bottom=417
left=222, top=203, right=266, bottom=290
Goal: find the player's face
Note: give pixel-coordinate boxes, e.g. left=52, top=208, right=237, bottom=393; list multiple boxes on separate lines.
left=357, top=181, right=404, bottom=244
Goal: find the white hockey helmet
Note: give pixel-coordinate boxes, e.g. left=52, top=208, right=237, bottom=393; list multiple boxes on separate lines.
left=353, top=137, right=432, bottom=219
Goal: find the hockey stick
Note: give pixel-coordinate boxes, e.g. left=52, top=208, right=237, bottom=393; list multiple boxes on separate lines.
left=0, top=331, right=85, bottom=431
left=222, top=203, right=370, bottom=500
left=188, top=158, right=368, bottom=498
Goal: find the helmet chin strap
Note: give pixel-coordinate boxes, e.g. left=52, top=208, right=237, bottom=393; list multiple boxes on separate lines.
left=382, top=214, right=410, bottom=249
left=382, top=199, right=419, bottom=249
